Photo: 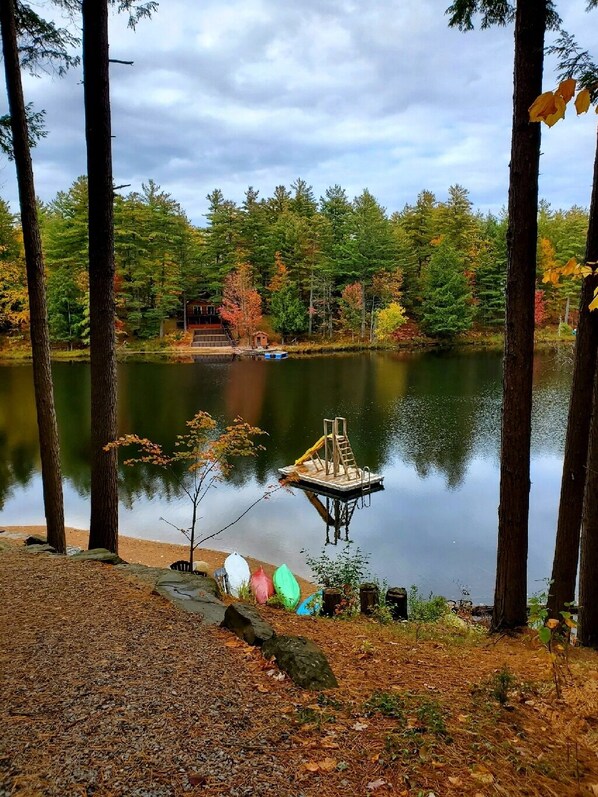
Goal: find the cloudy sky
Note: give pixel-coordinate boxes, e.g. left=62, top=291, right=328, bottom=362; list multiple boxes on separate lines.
left=2, top=0, right=598, bottom=226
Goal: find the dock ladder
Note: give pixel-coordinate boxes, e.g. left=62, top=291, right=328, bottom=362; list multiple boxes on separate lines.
left=323, top=417, right=360, bottom=481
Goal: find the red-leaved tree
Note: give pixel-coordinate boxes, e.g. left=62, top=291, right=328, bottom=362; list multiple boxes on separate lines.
left=219, top=263, right=262, bottom=342
left=534, top=289, right=546, bottom=326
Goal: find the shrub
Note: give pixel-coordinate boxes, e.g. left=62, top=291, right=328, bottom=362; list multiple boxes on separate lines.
left=408, top=585, right=447, bottom=623
left=303, top=542, right=371, bottom=590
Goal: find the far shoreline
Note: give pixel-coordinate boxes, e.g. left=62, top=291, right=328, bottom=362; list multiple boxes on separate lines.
left=0, top=328, right=574, bottom=363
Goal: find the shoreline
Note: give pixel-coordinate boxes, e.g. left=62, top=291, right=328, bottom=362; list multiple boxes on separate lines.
left=0, top=330, right=574, bottom=363
left=1, top=525, right=316, bottom=595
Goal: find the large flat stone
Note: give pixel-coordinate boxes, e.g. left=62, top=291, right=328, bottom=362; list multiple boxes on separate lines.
left=23, top=544, right=57, bottom=554
left=153, top=571, right=225, bottom=625
left=70, top=548, right=125, bottom=565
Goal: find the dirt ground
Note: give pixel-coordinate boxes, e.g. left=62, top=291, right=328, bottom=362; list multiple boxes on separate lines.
left=1, top=529, right=598, bottom=797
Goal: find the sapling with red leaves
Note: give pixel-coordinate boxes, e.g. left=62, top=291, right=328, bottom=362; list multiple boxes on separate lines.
left=105, top=411, right=268, bottom=570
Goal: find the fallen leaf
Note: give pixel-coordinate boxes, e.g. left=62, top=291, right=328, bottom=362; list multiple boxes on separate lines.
left=457, top=714, right=469, bottom=723
left=448, top=776, right=462, bottom=786
left=367, top=778, right=387, bottom=791
left=352, top=721, right=369, bottom=731
left=470, top=763, right=494, bottom=785
left=303, top=762, right=320, bottom=773
left=188, top=773, right=207, bottom=786
left=256, top=685, right=269, bottom=693
left=317, top=757, right=337, bottom=772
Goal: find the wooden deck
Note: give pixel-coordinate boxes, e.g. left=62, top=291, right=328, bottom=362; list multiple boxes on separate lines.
left=279, top=460, right=384, bottom=495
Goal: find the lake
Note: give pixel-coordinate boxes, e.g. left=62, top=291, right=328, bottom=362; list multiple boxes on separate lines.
left=0, top=348, right=574, bottom=602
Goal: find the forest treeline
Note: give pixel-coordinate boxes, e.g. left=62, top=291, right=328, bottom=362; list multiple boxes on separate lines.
left=0, top=177, right=589, bottom=344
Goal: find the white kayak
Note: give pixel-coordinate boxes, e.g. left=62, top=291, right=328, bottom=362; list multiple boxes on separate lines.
left=223, top=552, right=251, bottom=597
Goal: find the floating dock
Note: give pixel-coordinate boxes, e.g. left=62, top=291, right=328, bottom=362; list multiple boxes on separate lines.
left=279, top=417, right=384, bottom=495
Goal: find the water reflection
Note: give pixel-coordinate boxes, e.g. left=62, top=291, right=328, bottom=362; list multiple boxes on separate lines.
left=296, top=484, right=383, bottom=546
left=0, top=350, right=574, bottom=601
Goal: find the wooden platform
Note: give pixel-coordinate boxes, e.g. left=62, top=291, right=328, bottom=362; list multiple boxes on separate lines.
left=279, top=460, right=384, bottom=495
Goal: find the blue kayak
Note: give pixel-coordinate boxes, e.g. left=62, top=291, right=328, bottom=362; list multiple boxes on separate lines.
left=296, top=590, right=323, bottom=616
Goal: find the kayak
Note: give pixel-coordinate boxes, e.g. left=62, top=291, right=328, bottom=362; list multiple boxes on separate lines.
left=250, top=566, right=274, bottom=605
left=273, top=563, right=301, bottom=610
left=297, top=590, right=323, bottom=616
left=223, top=552, right=251, bottom=598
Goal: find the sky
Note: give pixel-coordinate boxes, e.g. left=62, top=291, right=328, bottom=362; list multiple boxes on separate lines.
left=1, top=0, right=598, bottom=227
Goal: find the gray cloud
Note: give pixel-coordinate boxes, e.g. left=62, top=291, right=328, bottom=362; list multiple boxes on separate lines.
left=1, top=0, right=597, bottom=224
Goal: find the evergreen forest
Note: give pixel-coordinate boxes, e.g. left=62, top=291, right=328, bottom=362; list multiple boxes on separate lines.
left=0, top=178, right=588, bottom=345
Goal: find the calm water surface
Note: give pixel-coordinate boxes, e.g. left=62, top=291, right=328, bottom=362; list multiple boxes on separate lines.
left=0, top=349, right=574, bottom=602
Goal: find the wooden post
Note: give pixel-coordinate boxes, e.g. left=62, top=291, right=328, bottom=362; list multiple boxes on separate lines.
left=385, top=587, right=408, bottom=621
left=322, top=588, right=343, bottom=617
left=360, top=583, right=380, bottom=615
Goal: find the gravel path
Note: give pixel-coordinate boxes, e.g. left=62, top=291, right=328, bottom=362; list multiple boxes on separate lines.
left=0, top=549, right=299, bottom=797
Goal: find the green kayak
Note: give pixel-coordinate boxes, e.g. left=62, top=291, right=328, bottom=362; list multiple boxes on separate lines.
left=273, top=564, right=301, bottom=610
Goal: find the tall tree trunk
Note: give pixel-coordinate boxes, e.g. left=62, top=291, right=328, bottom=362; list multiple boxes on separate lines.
left=0, top=0, right=65, bottom=553
left=83, top=0, right=119, bottom=553
left=579, top=364, right=598, bottom=647
left=492, top=0, right=546, bottom=632
left=548, top=129, right=598, bottom=620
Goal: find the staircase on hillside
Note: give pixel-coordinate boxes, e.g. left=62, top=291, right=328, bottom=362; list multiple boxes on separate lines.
left=192, top=326, right=234, bottom=348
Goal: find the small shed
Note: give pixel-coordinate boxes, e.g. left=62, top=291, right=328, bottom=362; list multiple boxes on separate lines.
left=253, top=331, right=269, bottom=349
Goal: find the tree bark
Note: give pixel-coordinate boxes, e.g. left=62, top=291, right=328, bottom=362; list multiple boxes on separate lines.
left=548, top=129, right=598, bottom=620
left=492, top=0, right=546, bottom=632
left=83, top=0, right=119, bottom=553
left=579, top=363, right=598, bottom=648
left=0, top=0, right=66, bottom=553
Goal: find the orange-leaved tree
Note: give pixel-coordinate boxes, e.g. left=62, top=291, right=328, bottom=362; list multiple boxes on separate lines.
left=105, top=412, right=266, bottom=570
left=219, top=262, right=262, bottom=343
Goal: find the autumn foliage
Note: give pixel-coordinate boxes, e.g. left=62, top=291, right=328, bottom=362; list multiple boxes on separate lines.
left=219, top=263, right=262, bottom=342
left=529, top=78, right=593, bottom=127
left=105, top=411, right=266, bottom=568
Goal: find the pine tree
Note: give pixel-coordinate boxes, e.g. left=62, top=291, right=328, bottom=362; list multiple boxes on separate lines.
left=420, top=242, right=473, bottom=338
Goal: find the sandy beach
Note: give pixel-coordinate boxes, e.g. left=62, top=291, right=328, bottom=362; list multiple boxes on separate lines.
left=1, top=524, right=315, bottom=595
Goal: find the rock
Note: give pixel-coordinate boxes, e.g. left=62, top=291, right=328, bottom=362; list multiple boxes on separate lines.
left=262, top=635, right=338, bottom=690
left=222, top=603, right=275, bottom=646
left=24, top=535, right=47, bottom=546
left=70, top=548, right=125, bottom=565
left=193, top=560, right=210, bottom=575
left=153, top=571, right=225, bottom=625
left=23, top=543, right=56, bottom=554
left=154, top=570, right=219, bottom=598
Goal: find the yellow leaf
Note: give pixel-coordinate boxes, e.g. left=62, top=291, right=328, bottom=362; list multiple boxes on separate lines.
left=564, top=618, right=576, bottom=628
left=575, top=88, right=591, bottom=115
left=448, top=777, right=462, bottom=786
left=545, top=95, right=566, bottom=127
left=580, top=265, right=594, bottom=278
left=589, top=294, right=598, bottom=312
left=561, top=257, right=578, bottom=276
left=529, top=91, right=556, bottom=123
left=546, top=618, right=560, bottom=630
left=471, top=764, right=494, bottom=785
left=558, top=78, right=576, bottom=103
left=317, top=757, right=337, bottom=772
left=542, top=268, right=561, bottom=285
left=303, top=762, right=320, bottom=773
